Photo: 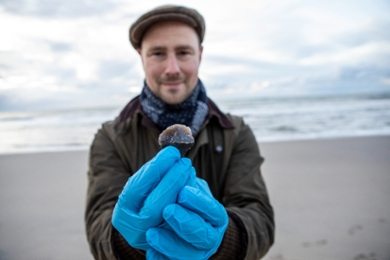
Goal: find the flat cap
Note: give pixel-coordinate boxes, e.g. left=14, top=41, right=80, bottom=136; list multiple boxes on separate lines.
left=129, top=5, right=205, bottom=49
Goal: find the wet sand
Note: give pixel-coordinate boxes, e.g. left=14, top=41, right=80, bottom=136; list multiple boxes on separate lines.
left=261, top=136, right=390, bottom=260
left=0, top=136, right=389, bottom=259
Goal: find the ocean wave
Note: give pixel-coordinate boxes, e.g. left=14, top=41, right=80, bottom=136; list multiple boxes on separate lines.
left=1, top=94, right=389, bottom=153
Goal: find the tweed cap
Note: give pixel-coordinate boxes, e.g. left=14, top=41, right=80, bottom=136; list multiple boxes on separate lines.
left=129, top=5, right=205, bottom=49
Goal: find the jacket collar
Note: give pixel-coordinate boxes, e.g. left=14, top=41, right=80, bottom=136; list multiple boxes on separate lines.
left=115, top=96, right=234, bottom=132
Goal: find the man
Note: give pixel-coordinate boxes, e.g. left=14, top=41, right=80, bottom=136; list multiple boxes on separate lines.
left=85, top=5, right=274, bottom=260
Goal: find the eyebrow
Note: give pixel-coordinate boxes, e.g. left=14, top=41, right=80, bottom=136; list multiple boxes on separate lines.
left=175, top=45, right=195, bottom=50
left=147, top=46, right=166, bottom=52
left=147, top=45, right=196, bottom=52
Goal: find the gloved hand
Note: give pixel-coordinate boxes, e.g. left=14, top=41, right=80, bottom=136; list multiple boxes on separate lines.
left=112, top=146, right=196, bottom=251
left=146, top=178, right=228, bottom=260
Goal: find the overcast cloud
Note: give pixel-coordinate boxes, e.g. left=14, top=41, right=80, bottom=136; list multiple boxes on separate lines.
left=0, top=0, right=389, bottom=111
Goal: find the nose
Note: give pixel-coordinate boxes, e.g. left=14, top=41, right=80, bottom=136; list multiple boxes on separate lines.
left=165, top=53, right=180, bottom=75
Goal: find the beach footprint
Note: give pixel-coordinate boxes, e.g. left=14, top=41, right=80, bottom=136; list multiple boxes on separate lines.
left=353, top=252, right=377, bottom=260
left=301, top=239, right=328, bottom=248
left=269, top=254, right=286, bottom=260
left=348, top=224, right=363, bottom=236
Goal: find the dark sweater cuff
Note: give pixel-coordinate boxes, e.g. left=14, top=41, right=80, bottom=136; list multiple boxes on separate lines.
left=210, top=211, right=248, bottom=260
left=111, top=226, right=146, bottom=260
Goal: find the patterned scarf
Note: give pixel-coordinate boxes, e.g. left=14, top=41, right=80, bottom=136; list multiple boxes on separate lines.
left=140, top=79, right=208, bottom=135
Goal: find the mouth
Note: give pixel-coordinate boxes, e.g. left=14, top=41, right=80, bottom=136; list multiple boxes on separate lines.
left=162, top=82, right=182, bottom=88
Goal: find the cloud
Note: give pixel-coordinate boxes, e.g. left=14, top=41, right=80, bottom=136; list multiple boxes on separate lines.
left=98, top=60, right=136, bottom=79
left=47, top=41, right=73, bottom=52
left=337, top=20, right=390, bottom=48
left=0, top=0, right=118, bottom=18
left=0, top=3, right=144, bottom=110
left=299, top=42, right=390, bottom=67
left=381, top=78, right=390, bottom=86
left=0, top=0, right=390, bottom=110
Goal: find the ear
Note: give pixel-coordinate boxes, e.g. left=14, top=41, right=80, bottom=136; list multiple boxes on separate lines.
left=137, top=48, right=145, bottom=67
left=199, top=45, right=203, bottom=64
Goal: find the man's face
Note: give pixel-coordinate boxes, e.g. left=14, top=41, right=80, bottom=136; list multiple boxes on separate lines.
left=138, top=21, right=203, bottom=105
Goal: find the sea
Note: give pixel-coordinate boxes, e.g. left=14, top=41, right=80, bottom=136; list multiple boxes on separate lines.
left=0, top=93, right=389, bottom=154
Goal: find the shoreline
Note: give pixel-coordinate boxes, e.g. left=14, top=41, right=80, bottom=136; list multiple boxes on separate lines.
left=1, top=135, right=389, bottom=259
left=1, top=133, right=389, bottom=156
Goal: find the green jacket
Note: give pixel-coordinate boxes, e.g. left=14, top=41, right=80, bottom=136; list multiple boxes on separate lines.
left=85, top=97, right=274, bottom=259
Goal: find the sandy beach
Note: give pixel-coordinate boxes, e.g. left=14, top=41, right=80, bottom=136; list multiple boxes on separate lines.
left=1, top=135, right=389, bottom=260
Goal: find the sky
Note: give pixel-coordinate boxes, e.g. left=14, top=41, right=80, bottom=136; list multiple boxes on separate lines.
left=0, top=0, right=389, bottom=111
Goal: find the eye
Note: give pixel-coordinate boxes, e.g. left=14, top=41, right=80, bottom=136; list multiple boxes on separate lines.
left=148, top=50, right=166, bottom=57
left=178, top=51, right=189, bottom=56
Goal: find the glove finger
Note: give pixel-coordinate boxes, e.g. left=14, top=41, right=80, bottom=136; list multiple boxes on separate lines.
left=195, top=177, right=212, bottom=196
left=146, top=248, right=169, bottom=260
left=140, top=158, right=194, bottom=224
left=146, top=227, right=209, bottom=260
left=185, top=167, right=197, bottom=187
left=178, top=186, right=228, bottom=227
left=118, top=146, right=180, bottom=211
left=163, top=204, right=219, bottom=250
left=113, top=219, right=150, bottom=250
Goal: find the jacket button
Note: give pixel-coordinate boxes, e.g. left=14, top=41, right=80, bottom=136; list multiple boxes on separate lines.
left=215, top=145, right=223, bottom=153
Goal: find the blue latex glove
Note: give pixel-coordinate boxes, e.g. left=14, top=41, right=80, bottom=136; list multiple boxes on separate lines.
left=146, top=248, right=169, bottom=260
left=146, top=178, right=228, bottom=260
left=112, top=146, right=196, bottom=251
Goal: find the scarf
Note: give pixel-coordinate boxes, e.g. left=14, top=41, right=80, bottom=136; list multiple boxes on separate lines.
left=140, top=80, right=208, bottom=135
